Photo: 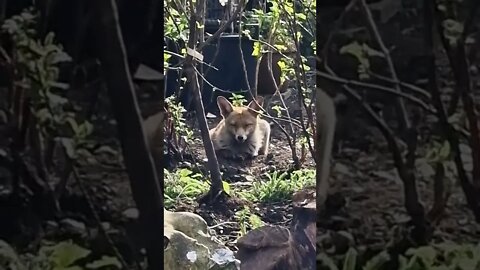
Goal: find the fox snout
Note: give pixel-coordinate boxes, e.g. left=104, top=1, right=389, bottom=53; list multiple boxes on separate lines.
left=235, top=134, right=247, bottom=142
left=233, top=129, right=249, bottom=143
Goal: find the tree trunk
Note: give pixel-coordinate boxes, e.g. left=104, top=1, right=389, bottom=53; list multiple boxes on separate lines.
left=92, top=0, right=164, bottom=268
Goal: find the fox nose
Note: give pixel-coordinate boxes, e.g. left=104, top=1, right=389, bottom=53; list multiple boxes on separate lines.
left=236, top=135, right=246, bottom=142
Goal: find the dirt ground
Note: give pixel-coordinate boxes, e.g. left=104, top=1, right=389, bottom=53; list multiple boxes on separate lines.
left=322, top=127, right=480, bottom=253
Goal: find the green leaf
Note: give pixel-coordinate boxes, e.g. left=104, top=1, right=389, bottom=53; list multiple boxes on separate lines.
left=456, top=257, right=477, bottom=270
left=65, top=117, right=79, bottom=134
left=362, top=44, right=384, bottom=58
left=342, top=248, right=357, bottom=270
left=248, top=214, right=264, bottom=229
left=222, top=181, right=231, bottom=196
left=296, top=13, right=307, bottom=20
left=340, top=41, right=372, bottom=79
left=77, top=121, right=94, bottom=138
left=317, top=253, right=339, bottom=270
left=339, top=41, right=364, bottom=59
left=363, top=251, right=390, bottom=270
left=406, top=246, right=437, bottom=267
left=35, top=107, right=51, bottom=123
left=47, top=92, right=68, bottom=107
left=42, top=241, right=91, bottom=268
left=178, top=168, right=193, bottom=177
left=252, top=42, right=261, bottom=57
left=52, top=51, right=72, bottom=63
left=44, top=32, right=55, bottom=45
left=59, top=137, right=76, bottom=159
left=438, top=141, right=451, bottom=160
left=57, top=267, right=83, bottom=270
left=0, top=240, right=27, bottom=270
left=86, top=256, right=122, bottom=269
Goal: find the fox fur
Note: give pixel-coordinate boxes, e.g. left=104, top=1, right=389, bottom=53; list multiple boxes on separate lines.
left=315, top=89, right=336, bottom=208
left=209, top=96, right=271, bottom=159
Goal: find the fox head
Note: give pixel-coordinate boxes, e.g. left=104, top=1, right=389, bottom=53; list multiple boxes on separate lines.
left=216, top=96, right=264, bottom=143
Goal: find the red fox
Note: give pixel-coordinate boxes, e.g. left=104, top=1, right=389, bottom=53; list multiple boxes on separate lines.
left=315, top=89, right=336, bottom=208
left=209, top=96, right=271, bottom=159
left=142, top=111, right=165, bottom=172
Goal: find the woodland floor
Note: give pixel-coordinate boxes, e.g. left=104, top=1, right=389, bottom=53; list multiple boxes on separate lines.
left=322, top=126, right=480, bottom=253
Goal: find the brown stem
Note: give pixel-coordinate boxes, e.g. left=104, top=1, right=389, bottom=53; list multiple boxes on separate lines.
left=185, top=0, right=224, bottom=198
left=425, top=0, right=480, bottom=221
left=359, top=0, right=410, bottom=132
left=433, top=0, right=480, bottom=189
left=428, top=162, right=446, bottom=223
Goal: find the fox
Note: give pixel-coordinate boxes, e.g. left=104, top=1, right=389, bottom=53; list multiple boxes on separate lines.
left=142, top=110, right=165, bottom=173
left=315, top=88, right=336, bottom=209
left=209, top=96, right=271, bottom=159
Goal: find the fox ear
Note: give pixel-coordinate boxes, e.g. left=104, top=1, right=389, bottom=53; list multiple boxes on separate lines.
left=248, top=96, right=264, bottom=114
left=217, top=96, right=233, bottom=117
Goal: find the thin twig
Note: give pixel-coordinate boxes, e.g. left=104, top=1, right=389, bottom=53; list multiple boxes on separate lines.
left=368, top=71, right=431, bottom=99
left=359, top=0, right=410, bottom=131
left=317, top=70, right=435, bottom=113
